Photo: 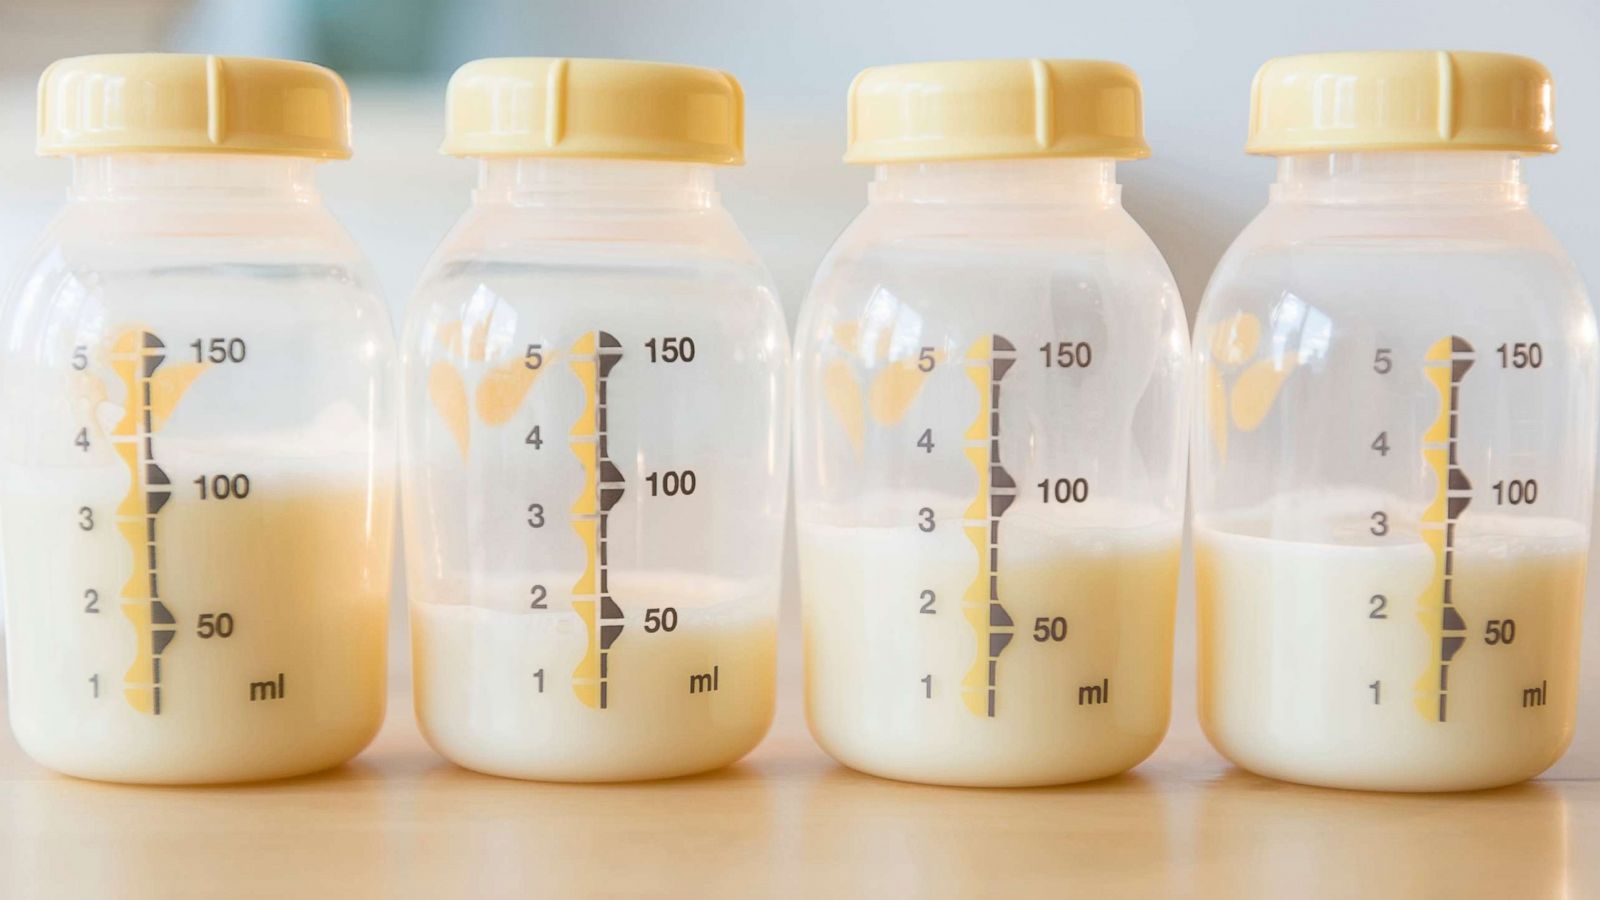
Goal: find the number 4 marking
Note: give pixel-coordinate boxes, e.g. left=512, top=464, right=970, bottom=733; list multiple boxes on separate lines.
left=1371, top=431, right=1389, bottom=456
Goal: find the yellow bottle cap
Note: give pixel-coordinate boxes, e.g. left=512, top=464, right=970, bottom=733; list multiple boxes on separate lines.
left=844, top=59, right=1149, bottom=165
left=442, top=58, right=745, bottom=164
left=1247, top=51, right=1557, bottom=155
left=37, top=54, right=352, bottom=159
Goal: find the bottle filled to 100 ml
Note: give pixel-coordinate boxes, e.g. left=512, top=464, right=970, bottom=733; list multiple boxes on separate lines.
left=0, top=55, right=396, bottom=784
left=1193, top=52, right=1597, bottom=791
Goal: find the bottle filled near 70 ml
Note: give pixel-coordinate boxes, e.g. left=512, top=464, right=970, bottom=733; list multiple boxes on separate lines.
left=0, top=55, right=395, bottom=784
left=402, top=59, right=789, bottom=781
left=795, top=60, right=1189, bottom=787
left=1193, top=51, right=1596, bottom=791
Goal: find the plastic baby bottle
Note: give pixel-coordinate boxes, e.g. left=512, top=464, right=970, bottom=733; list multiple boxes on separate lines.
left=0, top=55, right=395, bottom=784
left=1193, top=51, right=1596, bottom=791
left=402, top=58, right=789, bottom=781
left=794, top=60, right=1189, bottom=787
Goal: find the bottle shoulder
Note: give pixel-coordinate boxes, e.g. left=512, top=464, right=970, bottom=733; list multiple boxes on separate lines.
left=1198, top=201, right=1592, bottom=328
left=829, top=198, right=1161, bottom=244
left=40, top=198, right=367, bottom=256
left=0, top=201, right=388, bottom=335
left=417, top=203, right=767, bottom=276
left=793, top=202, right=1188, bottom=368
left=803, top=201, right=1180, bottom=315
left=11, top=200, right=379, bottom=288
left=407, top=203, right=780, bottom=320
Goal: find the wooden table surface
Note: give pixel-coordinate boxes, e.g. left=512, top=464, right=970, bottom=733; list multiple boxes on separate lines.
left=4, top=647, right=1599, bottom=900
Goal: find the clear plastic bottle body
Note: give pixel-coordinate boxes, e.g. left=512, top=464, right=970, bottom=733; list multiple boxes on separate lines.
left=0, top=154, right=396, bottom=784
left=1193, top=152, right=1598, bottom=791
left=402, top=159, right=789, bottom=781
left=794, top=159, right=1189, bottom=786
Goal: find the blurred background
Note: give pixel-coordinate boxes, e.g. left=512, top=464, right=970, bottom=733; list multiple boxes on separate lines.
left=0, top=0, right=1598, bottom=773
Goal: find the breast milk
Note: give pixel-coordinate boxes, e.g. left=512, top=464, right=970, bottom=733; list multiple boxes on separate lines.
left=1197, top=506, right=1586, bottom=791
left=800, top=505, right=1179, bottom=787
left=412, top=572, right=777, bottom=782
left=2, top=458, right=392, bottom=784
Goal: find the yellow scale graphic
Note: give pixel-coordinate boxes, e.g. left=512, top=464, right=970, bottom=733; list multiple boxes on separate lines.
left=820, top=323, right=946, bottom=454
left=569, top=331, right=626, bottom=709
left=426, top=319, right=553, bottom=458
left=107, top=330, right=207, bottom=715
left=960, top=335, right=1017, bottom=718
left=1415, top=336, right=1475, bottom=723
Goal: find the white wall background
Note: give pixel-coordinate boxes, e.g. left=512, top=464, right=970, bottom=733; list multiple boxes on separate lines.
left=2, top=0, right=1599, bottom=774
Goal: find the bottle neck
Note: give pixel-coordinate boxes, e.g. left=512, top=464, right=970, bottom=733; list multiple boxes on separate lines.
left=473, top=158, right=720, bottom=210
left=1271, top=152, right=1528, bottom=206
left=868, top=158, right=1120, bottom=206
left=68, top=153, right=322, bottom=203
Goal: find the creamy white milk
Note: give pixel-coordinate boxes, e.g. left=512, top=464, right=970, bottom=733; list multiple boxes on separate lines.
left=1197, top=507, right=1586, bottom=791
left=801, top=506, right=1179, bottom=787
left=412, top=573, right=776, bottom=782
left=3, top=463, right=392, bottom=784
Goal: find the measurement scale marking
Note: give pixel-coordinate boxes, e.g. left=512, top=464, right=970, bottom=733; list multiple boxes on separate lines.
left=570, top=331, right=625, bottom=709
left=960, top=335, right=1016, bottom=718
left=1417, top=336, right=1474, bottom=723
left=110, top=332, right=178, bottom=715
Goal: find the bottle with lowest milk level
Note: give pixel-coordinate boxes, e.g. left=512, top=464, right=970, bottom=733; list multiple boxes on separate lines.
left=795, top=59, right=1188, bottom=787
left=1193, top=51, right=1596, bottom=792
left=402, top=58, right=789, bottom=782
left=1, top=54, right=395, bottom=784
